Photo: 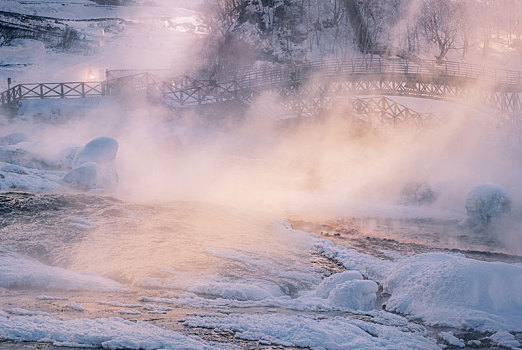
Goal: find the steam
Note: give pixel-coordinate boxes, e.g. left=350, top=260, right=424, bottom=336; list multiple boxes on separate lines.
left=2, top=0, right=522, bottom=255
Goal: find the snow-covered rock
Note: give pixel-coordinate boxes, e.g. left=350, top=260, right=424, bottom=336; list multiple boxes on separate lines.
left=63, top=162, right=99, bottom=190
left=439, top=331, right=465, bottom=348
left=489, top=330, right=521, bottom=348
left=465, top=184, right=512, bottom=231
left=400, top=182, right=438, bottom=205
left=74, top=136, right=118, bottom=166
left=63, top=161, right=118, bottom=191
left=315, top=270, right=377, bottom=311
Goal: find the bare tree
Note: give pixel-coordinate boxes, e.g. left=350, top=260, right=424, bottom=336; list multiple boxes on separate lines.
left=419, top=0, right=465, bottom=61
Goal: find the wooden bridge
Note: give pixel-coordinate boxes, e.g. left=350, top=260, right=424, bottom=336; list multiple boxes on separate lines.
left=2, top=58, right=522, bottom=127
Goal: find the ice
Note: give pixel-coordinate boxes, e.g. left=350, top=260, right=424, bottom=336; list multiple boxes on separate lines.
left=0, top=314, right=234, bottom=350
left=489, top=331, right=521, bottom=348
left=183, top=313, right=440, bottom=350
left=465, top=184, right=512, bottom=231
left=0, top=247, right=123, bottom=292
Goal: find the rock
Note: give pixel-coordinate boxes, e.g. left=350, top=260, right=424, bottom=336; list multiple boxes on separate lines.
left=465, top=184, right=512, bottom=231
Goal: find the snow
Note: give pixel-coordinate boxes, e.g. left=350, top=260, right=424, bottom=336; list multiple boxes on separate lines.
left=97, top=301, right=142, bottom=308
left=65, top=302, right=85, bottom=312
left=74, top=136, right=118, bottom=166
left=0, top=131, right=119, bottom=192
left=439, top=331, right=465, bottom=348
left=183, top=313, right=440, bottom=350
left=0, top=312, right=234, bottom=350
left=489, top=331, right=521, bottom=348
left=0, top=247, right=124, bottom=292
left=465, top=183, right=512, bottom=231
left=35, top=295, right=68, bottom=301
left=314, top=270, right=378, bottom=311
left=115, top=309, right=141, bottom=315
left=314, top=234, right=522, bottom=332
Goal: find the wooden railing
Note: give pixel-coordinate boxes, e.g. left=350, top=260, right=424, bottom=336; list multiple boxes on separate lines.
left=231, top=58, right=522, bottom=89
left=0, top=81, right=105, bottom=107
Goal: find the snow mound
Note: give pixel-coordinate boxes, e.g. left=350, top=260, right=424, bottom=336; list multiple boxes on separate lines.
left=0, top=314, right=233, bottom=350
left=74, top=137, right=118, bottom=166
left=183, top=313, right=440, bottom=350
left=0, top=247, right=123, bottom=292
left=383, top=252, right=522, bottom=332
left=465, top=184, right=512, bottom=231
left=315, top=271, right=377, bottom=310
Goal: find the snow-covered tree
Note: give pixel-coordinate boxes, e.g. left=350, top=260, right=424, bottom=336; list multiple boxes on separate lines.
left=419, top=0, right=466, bottom=61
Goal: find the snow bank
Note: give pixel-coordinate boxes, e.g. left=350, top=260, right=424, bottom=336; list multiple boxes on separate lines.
left=183, top=313, right=440, bottom=350
left=465, top=184, right=512, bottom=231
left=384, top=252, right=522, bottom=331
left=0, top=247, right=123, bottom=292
left=489, top=331, right=521, bottom=348
left=0, top=313, right=233, bottom=350
left=315, top=236, right=522, bottom=332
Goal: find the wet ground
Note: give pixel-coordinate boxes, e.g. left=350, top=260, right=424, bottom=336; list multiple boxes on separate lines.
left=1, top=193, right=521, bottom=349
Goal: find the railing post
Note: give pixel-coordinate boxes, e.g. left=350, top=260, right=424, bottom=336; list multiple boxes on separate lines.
left=61, top=84, right=64, bottom=98
left=40, top=84, right=43, bottom=99
left=82, top=83, right=85, bottom=98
